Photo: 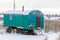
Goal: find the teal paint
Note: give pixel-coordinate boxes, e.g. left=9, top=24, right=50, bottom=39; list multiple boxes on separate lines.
left=4, top=10, right=44, bottom=30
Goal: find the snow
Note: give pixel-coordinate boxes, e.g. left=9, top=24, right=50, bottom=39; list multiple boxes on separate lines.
left=45, top=32, right=59, bottom=40
left=0, top=33, right=46, bottom=40
left=0, top=21, right=3, bottom=24
left=50, top=17, right=60, bottom=20
left=44, top=16, right=60, bottom=21
left=0, top=15, right=3, bottom=17
left=4, top=10, right=32, bottom=15
left=0, top=22, right=60, bottom=40
left=0, top=30, right=60, bottom=40
left=0, top=27, right=46, bottom=40
left=44, top=16, right=49, bottom=20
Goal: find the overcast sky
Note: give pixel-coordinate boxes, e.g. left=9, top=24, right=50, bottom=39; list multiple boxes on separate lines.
left=0, top=0, right=60, bottom=14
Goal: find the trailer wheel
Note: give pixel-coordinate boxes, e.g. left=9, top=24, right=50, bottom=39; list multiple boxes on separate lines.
left=16, top=28, right=20, bottom=33
left=6, top=28, right=12, bottom=33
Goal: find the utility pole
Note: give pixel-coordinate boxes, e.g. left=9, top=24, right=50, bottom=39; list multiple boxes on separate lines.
left=14, top=0, right=15, bottom=10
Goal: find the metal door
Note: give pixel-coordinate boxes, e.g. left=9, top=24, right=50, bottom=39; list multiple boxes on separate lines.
left=36, top=11, right=40, bottom=29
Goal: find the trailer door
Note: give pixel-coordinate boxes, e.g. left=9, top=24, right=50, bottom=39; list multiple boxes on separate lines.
left=36, top=11, right=40, bottom=29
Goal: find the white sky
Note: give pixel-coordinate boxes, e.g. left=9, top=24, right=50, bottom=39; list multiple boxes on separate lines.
left=0, top=0, right=60, bottom=14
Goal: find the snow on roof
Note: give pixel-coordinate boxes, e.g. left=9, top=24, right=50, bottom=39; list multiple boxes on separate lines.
left=4, top=10, right=32, bottom=15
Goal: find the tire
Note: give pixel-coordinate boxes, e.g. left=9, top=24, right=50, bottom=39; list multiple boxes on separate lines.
left=16, top=28, right=20, bottom=33
left=6, top=28, right=12, bottom=33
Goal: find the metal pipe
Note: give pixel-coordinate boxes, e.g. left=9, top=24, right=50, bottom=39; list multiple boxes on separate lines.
left=14, top=0, right=15, bottom=10
left=22, top=6, right=24, bottom=11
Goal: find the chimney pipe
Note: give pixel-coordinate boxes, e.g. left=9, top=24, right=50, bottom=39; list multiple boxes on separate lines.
left=14, top=0, right=15, bottom=10
left=22, top=6, right=24, bottom=11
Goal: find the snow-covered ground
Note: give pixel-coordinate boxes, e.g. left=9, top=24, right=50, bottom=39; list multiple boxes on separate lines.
left=0, top=20, right=3, bottom=24
left=0, top=33, right=45, bottom=40
left=45, top=32, right=60, bottom=40
left=0, top=32, right=59, bottom=40
left=0, top=30, right=59, bottom=40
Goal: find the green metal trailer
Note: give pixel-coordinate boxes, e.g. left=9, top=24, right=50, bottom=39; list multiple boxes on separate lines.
left=4, top=10, right=44, bottom=34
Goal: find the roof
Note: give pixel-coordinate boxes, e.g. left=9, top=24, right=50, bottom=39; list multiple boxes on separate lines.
left=4, top=10, right=44, bottom=15
left=4, top=10, right=32, bottom=15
